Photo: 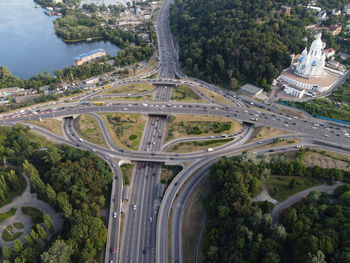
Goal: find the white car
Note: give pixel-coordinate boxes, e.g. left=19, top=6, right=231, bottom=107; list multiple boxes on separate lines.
left=113, top=212, right=117, bottom=218
left=133, top=204, right=137, bottom=210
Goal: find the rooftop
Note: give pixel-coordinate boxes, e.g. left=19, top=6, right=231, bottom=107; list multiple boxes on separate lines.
left=74, top=49, right=106, bottom=61
left=240, top=83, right=263, bottom=96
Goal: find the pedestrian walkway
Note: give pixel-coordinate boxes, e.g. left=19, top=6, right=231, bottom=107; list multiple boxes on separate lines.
left=0, top=175, right=63, bottom=247
left=271, top=183, right=341, bottom=222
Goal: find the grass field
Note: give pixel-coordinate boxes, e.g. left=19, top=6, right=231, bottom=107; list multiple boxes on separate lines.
left=100, top=113, right=146, bottom=151
left=265, top=176, right=324, bottom=201
left=164, top=115, right=242, bottom=143
left=27, top=119, right=63, bottom=137
left=120, top=164, right=134, bottom=185
left=196, top=86, right=234, bottom=105
left=250, top=126, right=290, bottom=142
left=105, top=83, right=154, bottom=94
left=167, top=138, right=234, bottom=153
left=74, top=115, right=107, bottom=147
left=301, top=149, right=350, bottom=170
left=171, top=85, right=206, bottom=103
left=182, top=178, right=211, bottom=263
left=0, top=208, right=16, bottom=223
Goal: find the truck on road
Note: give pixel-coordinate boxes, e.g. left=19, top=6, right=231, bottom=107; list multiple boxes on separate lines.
left=207, top=148, right=214, bottom=152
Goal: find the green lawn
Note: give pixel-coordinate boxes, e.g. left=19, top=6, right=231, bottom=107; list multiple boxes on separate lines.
left=0, top=208, right=16, bottom=223
left=265, top=176, right=325, bottom=201
left=22, top=206, right=44, bottom=224
left=2, top=223, right=24, bottom=242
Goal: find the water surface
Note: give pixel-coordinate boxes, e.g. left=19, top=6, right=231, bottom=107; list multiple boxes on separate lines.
left=0, top=0, right=119, bottom=79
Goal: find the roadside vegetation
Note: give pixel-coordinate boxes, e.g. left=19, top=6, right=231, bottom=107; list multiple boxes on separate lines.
left=120, top=163, right=134, bottom=185
left=27, top=119, right=63, bottom=137
left=287, top=79, right=350, bottom=122
left=160, top=165, right=183, bottom=186
left=196, top=86, right=234, bottom=105
left=74, top=114, right=107, bottom=147
left=167, top=138, right=233, bottom=153
left=165, top=115, right=241, bottom=143
left=105, top=83, right=154, bottom=94
left=182, top=178, right=210, bottom=263
left=100, top=113, right=146, bottom=150
left=170, top=85, right=206, bottom=102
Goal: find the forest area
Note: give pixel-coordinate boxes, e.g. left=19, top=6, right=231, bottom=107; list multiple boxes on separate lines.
left=0, top=125, right=113, bottom=262
left=169, top=0, right=347, bottom=90
left=203, top=154, right=350, bottom=263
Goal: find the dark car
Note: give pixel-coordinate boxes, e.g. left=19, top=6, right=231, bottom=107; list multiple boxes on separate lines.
left=110, top=248, right=115, bottom=253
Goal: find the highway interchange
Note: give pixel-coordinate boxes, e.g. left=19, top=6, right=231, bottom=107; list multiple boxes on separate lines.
left=1, top=0, right=350, bottom=261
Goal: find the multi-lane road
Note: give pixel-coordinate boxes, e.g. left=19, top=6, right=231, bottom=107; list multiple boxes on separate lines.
left=0, top=0, right=349, bottom=261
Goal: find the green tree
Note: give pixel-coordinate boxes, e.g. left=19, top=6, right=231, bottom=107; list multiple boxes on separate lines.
left=2, top=246, right=12, bottom=259
left=40, top=240, right=73, bottom=263
left=36, top=224, right=47, bottom=242
left=43, top=214, right=54, bottom=234
left=13, top=239, right=23, bottom=254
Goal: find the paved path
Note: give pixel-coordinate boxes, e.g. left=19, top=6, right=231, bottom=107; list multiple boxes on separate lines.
left=271, top=183, right=341, bottom=222
left=253, top=187, right=278, bottom=204
left=0, top=175, right=63, bottom=247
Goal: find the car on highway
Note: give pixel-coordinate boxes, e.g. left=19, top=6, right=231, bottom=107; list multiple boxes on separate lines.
left=113, top=212, right=117, bottom=218
left=110, top=248, right=115, bottom=253
left=133, top=204, right=137, bottom=210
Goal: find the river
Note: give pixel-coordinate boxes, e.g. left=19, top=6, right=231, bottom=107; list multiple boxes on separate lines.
left=0, top=0, right=120, bottom=79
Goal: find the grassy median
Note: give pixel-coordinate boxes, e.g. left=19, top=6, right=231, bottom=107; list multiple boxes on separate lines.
left=167, top=138, right=234, bottom=153
left=164, top=115, right=241, bottom=143
left=74, top=115, right=108, bottom=147
left=171, top=85, right=206, bottom=103
left=100, top=113, right=146, bottom=151
left=105, top=83, right=154, bottom=94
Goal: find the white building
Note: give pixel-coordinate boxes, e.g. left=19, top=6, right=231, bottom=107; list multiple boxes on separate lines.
left=283, top=85, right=305, bottom=98
left=276, top=34, right=340, bottom=99
left=295, top=34, right=326, bottom=78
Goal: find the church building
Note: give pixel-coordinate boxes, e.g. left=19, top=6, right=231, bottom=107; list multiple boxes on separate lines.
left=276, top=34, right=341, bottom=98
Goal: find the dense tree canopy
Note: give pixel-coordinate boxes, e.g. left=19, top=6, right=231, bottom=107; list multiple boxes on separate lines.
left=281, top=185, right=350, bottom=263
left=0, top=125, right=113, bottom=262
left=202, top=154, right=350, bottom=263
left=170, top=0, right=318, bottom=89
